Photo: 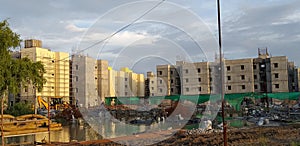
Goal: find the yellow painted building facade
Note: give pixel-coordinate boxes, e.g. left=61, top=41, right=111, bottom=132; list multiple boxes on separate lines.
left=20, top=40, right=70, bottom=104
left=108, top=67, right=144, bottom=97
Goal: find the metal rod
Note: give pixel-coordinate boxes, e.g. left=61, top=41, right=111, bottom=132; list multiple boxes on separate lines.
left=217, top=0, right=227, bottom=146
left=47, top=96, right=51, bottom=144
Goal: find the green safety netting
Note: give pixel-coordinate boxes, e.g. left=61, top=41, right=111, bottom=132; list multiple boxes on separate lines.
left=105, top=92, right=300, bottom=110
left=263, top=92, right=300, bottom=100
left=105, top=97, right=140, bottom=105
left=149, top=96, right=165, bottom=105
left=163, top=94, right=220, bottom=104
left=225, top=93, right=253, bottom=111
left=118, top=97, right=140, bottom=105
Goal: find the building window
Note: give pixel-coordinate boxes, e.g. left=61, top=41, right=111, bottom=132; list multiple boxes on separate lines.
left=227, top=85, right=232, bottom=90
left=274, top=73, right=279, bottom=78
left=151, top=87, right=154, bottom=90
left=95, top=77, right=98, bottom=80
left=125, top=92, right=128, bottom=96
left=241, top=75, right=245, bottom=80
left=52, top=86, right=54, bottom=89
left=125, top=85, right=128, bottom=88
left=159, top=80, right=162, bottom=84
left=210, top=87, right=213, bottom=91
left=274, top=63, right=278, bottom=68
left=151, top=81, right=154, bottom=84
left=210, top=77, right=212, bottom=82
left=186, top=88, right=189, bottom=92
left=75, top=65, right=78, bottom=70
left=185, top=69, right=189, bottom=74
left=152, top=93, right=154, bottom=96
left=275, top=84, right=279, bottom=89
left=158, top=71, right=162, bottom=75
left=95, top=66, right=98, bottom=69
left=199, top=87, right=201, bottom=91
left=25, top=87, right=28, bottom=92
left=241, top=85, right=246, bottom=90
left=186, top=78, right=189, bottom=83
left=52, top=60, right=55, bottom=63
left=52, top=74, right=54, bottom=76
left=241, top=65, right=245, bottom=70
left=254, top=75, right=257, bottom=80
left=227, top=76, right=231, bottom=81
left=125, top=78, right=128, bottom=81
left=254, top=84, right=258, bottom=89
left=159, top=88, right=163, bottom=93
left=170, top=70, right=173, bottom=75
left=253, top=65, right=257, bottom=70
left=209, top=68, right=212, bottom=72
left=198, top=68, right=201, bottom=73
left=75, top=76, right=78, bottom=82
left=198, top=78, right=201, bottom=82
left=171, top=88, right=174, bottom=93
left=227, top=66, right=231, bottom=71
left=171, top=79, right=174, bottom=84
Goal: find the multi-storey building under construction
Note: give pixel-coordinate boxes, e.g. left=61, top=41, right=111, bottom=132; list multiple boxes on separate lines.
left=146, top=48, right=299, bottom=96
left=71, top=54, right=145, bottom=108
left=20, top=39, right=70, bottom=106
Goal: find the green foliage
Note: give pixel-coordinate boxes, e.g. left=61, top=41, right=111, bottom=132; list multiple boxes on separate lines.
left=4, top=102, right=34, bottom=116
left=0, top=20, right=46, bottom=97
left=290, top=141, right=300, bottom=146
left=0, top=20, right=21, bottom=51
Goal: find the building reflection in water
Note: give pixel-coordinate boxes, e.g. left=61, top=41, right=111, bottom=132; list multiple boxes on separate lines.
left=4, top=118, right=174, bottom=145
left=5, top=123, right=102, bottom=145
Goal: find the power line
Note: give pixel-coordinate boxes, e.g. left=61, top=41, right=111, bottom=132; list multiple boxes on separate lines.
left=58, top=0, right=166, bottom=62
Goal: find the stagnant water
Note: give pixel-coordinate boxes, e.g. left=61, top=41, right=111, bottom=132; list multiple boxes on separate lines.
left=2, top=119, right=171, bottom=145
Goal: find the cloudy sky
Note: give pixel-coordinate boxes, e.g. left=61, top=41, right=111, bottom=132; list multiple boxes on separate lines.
left=1, top=0, right=300, bottom=73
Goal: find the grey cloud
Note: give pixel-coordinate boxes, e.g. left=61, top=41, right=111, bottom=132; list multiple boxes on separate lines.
left=1, top=0, right=299, bottom=70
left=222, top=0, right=300, bottom=65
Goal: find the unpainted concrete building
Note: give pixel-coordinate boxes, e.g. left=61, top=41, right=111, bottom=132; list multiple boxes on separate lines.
left=151, top=48, right=299, bottom=96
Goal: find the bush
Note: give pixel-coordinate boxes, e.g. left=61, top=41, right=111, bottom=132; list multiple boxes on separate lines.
left=4, top=102, right=34, bottom=116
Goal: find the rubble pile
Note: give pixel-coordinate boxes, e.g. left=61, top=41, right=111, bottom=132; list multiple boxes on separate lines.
left=241, top=99, right=300, bottom=126
left=54, top=107, right=82, bottom=122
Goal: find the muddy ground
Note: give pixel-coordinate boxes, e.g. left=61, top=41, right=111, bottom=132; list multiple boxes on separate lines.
left=50, top=124, right=300, bottom=146
left=158, top=124, right=300, bottom=146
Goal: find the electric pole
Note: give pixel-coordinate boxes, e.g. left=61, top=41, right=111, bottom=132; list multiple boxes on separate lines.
left=217, top=0, right=228, bottom=145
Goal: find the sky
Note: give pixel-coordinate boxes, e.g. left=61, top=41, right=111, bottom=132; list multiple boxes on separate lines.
left=1, top=0, right=300, bottom=74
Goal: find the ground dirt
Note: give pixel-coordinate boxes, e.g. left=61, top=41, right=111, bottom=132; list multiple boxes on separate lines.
left=50, top=124, right=300, bottom=146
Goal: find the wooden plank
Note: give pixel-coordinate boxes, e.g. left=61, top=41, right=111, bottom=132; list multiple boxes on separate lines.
left=0, top=127, right=62, bottom=137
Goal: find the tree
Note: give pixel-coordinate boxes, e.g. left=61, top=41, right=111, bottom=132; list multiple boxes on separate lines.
left=4, top=102, right=34, bottom=117
left=0, top=20, right=46, bottom=145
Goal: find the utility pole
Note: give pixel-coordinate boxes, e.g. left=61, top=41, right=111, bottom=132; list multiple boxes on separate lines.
left=217, top=0, right=227, bottom=145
